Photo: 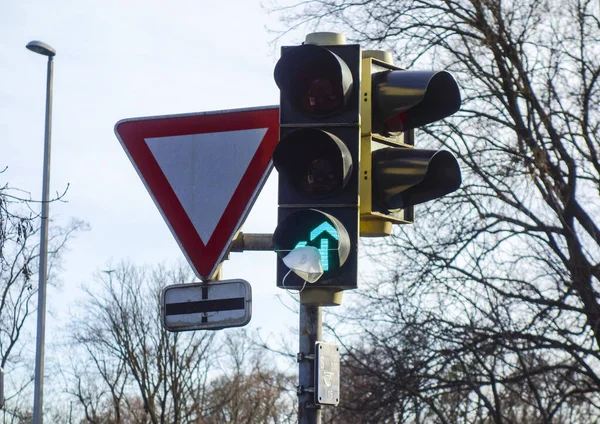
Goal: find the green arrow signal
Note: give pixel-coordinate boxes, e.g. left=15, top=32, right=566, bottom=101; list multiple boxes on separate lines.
left=310, top=222, right=338, bottom=241
left=294, top=221, right=339, bottom=271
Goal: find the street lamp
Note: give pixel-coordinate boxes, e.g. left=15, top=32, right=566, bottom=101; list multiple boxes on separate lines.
left=26, top=40, right=56, bottom=424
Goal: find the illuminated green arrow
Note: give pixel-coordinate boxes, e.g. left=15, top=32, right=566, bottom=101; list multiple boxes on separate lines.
left=310, top=222, right=338, bottom=241
left=294, top=221, right=339, bottom=271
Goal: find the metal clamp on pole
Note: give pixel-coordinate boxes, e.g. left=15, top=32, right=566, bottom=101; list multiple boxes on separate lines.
left=297, top=352, right=316, bottom=362
left=296, top=385, right=315, bottom=395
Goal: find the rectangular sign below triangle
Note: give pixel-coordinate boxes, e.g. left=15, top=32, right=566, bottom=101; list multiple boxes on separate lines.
left=115, top=106, right=279, bottom=280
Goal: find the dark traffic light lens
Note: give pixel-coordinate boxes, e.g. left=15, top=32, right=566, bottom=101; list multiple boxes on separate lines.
left=372, top=148, right=461, bottom=209
left=273, top=129, right=353, bottom=198
left=300, top=156, right=339, bottom=194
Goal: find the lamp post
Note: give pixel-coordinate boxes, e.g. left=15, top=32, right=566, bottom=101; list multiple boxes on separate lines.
left=26, top=40, right=56, bottom=424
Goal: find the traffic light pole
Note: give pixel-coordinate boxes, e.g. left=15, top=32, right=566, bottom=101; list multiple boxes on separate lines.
left=227, top=234, right=324, bottom=423
left=298, top=304, right=322, bottom=424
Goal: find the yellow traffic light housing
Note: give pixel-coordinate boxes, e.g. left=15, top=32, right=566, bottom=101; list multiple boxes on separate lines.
left=360, top=52, right=462, bottom=236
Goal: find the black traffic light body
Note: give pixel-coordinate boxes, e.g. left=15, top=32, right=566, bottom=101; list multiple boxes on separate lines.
left=273, top=43, right=361, bottom=292
left=360, top=55, right=462, bottom=236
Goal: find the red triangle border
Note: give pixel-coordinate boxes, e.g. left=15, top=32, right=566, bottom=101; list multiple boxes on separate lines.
left=115, top=106, right=279, bottom=280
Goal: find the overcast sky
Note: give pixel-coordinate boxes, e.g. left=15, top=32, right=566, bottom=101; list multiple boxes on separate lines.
left=0, top=0, right=344, bottom=356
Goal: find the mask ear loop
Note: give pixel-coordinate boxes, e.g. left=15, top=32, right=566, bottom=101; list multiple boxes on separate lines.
left=282, top=269, right=308, bottom=295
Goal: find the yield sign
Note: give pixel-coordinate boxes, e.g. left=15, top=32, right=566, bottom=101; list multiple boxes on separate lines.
left=115, top=106, right=279, bottom=280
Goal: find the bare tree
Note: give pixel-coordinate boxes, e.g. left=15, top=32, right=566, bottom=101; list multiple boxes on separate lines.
left=64, top=263, right=295, bottom=424
left=0, top=175, right=85, bottom=422
left=64, top=261, right=215, bottom=424
left=202, top=330, right=296, bottom=424
left=269, top=0, right=600, bottom=422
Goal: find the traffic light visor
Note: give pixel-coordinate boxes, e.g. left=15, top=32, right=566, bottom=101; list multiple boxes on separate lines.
left=273, top=129, right=353, bottom=198
left=372, top=148, right=461, bottom=209
left=373, top=70, right=461, bottom=132
left=274, top=209, right=351, bottom=276
left=274, top=44, right=354, bottom=116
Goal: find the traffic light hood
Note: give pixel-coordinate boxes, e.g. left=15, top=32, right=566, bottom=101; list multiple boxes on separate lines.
left=372, top=148, right=461, bottom=210
left=372, top=70, right=461, bottom=133
left=274, top=44, right=354, bottom=116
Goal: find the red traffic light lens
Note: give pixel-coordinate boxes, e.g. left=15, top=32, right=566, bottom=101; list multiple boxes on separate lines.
left=296, top=73, right=344, bottom=115
left=275, top=44, right=354, bottom=117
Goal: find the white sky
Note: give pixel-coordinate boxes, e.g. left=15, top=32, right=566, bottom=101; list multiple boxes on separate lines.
left=0, top=0, right=325, bottom=352
left=0, top=2, right=381, bottom=388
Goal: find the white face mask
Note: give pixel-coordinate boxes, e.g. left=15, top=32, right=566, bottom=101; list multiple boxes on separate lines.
left=282, top=246, right=324, bottom=283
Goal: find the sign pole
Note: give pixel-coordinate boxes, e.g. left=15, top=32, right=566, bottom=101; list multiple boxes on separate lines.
left=298, top=304, right=322, bottom=424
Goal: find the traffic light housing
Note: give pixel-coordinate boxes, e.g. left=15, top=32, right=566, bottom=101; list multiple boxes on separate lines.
left=360, top=52, right=462, bottom=236
left=272, top=35, right=361, bottom=304
left=271, top=36, right=463, bottom=302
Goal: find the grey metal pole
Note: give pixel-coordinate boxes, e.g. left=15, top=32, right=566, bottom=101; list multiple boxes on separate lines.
left=298, top=304, right=322, bottom=424
left=32, top=51, right=54, bottom=424
left=0, top=367, right=4, bottom=409
left=229, top=233, right=273, bottom=252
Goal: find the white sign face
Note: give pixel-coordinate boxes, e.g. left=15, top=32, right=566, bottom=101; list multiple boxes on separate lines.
left=144, top=128, right=267, bottom=244
left=315, top=342, right=340, bottom=406
left=160, top=279, right=252, bottom=331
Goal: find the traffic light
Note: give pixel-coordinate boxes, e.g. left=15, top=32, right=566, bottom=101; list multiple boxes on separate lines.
left=272, top=33, right=361, bottom=305
left=360, top=52, right=462, bottom=236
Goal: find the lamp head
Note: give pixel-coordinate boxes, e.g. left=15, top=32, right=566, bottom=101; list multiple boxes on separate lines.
left=26, top=40, right=56, bottom=57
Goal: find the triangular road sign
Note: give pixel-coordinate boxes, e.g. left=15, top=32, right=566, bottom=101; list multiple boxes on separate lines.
left=115, top=106, right=279, bottom=280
